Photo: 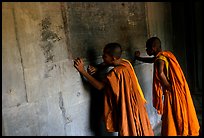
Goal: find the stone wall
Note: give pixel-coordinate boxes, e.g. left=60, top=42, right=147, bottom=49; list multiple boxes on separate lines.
left=2, top=2, right=173, bottom=136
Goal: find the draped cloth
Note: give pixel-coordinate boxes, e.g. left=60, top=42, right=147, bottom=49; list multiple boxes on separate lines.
left=103, top=59, right=154, bottom=136
left=153, top=51, right=200, bottom=136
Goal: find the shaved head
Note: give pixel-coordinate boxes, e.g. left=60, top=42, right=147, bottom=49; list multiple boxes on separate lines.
left=146, top=37, right=161, bottom=49
left=103, top=43, right=122, bottom=59
left=145, top=37, right=162, bottom=56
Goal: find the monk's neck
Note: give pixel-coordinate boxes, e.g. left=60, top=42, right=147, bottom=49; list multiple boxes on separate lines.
left=154, top=49, right=162, bottom=57
left=113, top=58, right=122, bottom=66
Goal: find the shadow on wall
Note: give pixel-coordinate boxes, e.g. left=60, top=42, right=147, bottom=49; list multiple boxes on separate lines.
left=79, top=45, right=117, bottom=136
left=79, top=41, right=136, bottom=136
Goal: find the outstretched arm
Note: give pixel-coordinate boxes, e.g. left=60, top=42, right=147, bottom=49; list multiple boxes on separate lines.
left=74, top=58, right=105, bottom=91
left=134, top=51, right=155, bottom=63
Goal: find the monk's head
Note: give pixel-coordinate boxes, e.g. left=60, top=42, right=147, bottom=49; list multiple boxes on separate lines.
left=146, top=37, right=162, bottom=56
left=102, top=43, right=122, bottom=65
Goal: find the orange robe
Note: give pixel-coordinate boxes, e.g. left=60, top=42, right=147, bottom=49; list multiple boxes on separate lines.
left=103, top=59, right=154, bottom=136
left=153, top=51, right=200, bottom=136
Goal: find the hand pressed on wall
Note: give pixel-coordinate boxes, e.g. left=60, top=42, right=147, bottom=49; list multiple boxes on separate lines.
left=74, top=58, right=86, bottom=73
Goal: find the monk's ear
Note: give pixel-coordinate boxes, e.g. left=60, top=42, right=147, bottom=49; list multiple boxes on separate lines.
left=113, top=56, right=118, bottom=61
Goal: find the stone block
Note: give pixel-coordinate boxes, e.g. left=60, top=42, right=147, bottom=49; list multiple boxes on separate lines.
left=2, top=3, right=27, bottom=108
left=24, top=63, right=60, bottom=102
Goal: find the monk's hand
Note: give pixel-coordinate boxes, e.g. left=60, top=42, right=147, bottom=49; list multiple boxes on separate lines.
left=163, top=83, right=172, bottom=93
left=134, top=51, right=140, bottom=60
left=135, top=51, right=140, bottom=57
left=87, top=65, right=97, bottom=75
left=74, top=58, right=85, bottom=73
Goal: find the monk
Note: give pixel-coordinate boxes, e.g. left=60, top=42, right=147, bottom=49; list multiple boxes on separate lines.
left=74, top=43, right=154, bottom=136
left=134, top=37, right=200, bottom=136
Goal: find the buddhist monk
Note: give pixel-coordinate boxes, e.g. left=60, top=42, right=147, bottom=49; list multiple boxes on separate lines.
left=74, top=43, right=154, bottom=136
left=134, top=37, right=200, bottom=136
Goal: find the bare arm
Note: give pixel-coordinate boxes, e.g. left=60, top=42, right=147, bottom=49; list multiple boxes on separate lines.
left=74, top=58, right=105, bottom=91
left=156, top=59, right=172, bottom=91
left=134, top=51, right=155, bottom=63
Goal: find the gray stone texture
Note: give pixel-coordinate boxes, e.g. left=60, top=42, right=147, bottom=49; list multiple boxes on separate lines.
left=2, top=2, right=174, bottom=136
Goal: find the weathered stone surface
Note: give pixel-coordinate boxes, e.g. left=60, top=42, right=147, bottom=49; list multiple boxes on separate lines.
left=64, top=100, right=94, bottom=136
left=68, top=2, right=147, bottom=60
left=2, top=3, right=27, bottom=108
left=24, top=63, right=61, bottom=102
left=13, top=2, right=69, bottom=68
left=2, top=103, right=38, bottom=136
left=2, top=2, right=174, bottom=136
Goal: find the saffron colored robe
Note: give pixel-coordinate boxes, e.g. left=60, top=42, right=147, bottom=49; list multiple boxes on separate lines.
left=103, top=59, right=154, bottom=136
left=153, top=51, right=200, bottom=136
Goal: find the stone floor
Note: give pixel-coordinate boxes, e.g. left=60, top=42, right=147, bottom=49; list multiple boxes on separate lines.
left=153, top=92, right=202, bottom=136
